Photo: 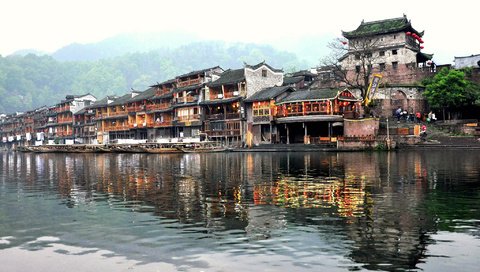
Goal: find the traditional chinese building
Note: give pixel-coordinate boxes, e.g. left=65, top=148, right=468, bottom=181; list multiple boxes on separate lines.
left=53, top=94, right=96, bottom=144
left=244, top=86, right=294, bottom=145
left=340, top=15, right=433, bottom=116
left=173, top=66, right=224, bottom=139
left=274, top=88, right=362, bottom=144
left=202, top=62, right=283, bottom=144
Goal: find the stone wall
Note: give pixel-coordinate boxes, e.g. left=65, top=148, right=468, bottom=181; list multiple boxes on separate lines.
left=245, top=65, right=283, bottom=98
left=370, top=86, right=427, bottom=117
left=344, top=118, right=379, bottom=137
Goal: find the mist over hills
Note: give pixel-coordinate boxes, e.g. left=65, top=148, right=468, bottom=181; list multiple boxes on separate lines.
left=1, top=32, right=332, bottom=114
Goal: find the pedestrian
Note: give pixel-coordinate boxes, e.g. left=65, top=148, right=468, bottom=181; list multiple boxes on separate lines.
left=395, top=107, right=402, bottom=122
left=420, top=124, right=427, bottom=141
left=416, top=112, right=421, bottom=123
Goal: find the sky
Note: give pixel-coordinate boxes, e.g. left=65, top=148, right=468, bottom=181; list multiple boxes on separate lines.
left=0, top=0, right=477, bottom=64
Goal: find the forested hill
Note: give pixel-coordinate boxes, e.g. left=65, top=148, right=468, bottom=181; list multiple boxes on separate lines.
left=0, top=41, right=308, bottom=113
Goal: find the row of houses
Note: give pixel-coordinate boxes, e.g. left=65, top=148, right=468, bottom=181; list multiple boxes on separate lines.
left=0, top=62, right=363, bottom=148
left=1, top=15, right=447, bottom=148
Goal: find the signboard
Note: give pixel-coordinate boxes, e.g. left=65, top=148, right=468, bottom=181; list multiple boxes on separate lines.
left=365, top=74, right=382, bottom=105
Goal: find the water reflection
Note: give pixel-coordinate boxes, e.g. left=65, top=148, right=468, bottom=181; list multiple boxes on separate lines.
left=0, top=150, right=479, bottom=271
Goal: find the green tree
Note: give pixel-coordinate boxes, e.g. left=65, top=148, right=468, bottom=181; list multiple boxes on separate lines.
left=423, top=68, right=480, bottom=120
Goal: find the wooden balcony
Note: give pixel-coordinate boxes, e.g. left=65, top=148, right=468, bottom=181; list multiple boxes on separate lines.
left=104, top=125, right=129, bottom=132
left=146, top=103, right=171, bottom=111
left=176, top=115, right=200, bottom=122
left=108, top=111, right=128, bottom=117
left=145, top=120, right=173, bottom=128
left=127, top=105, right=146, bottom=112
left=177, top=78, right=201, bottom=88
left=58, top=118, right=73, bottom=124
left=56, top=106, right=71, bottom=113
left=56, top=131, right=73, bottom=137
left=129, top=123, right=147, bottom=129
left=155, top=89, right=170, bottom=97
left=205, top=129, right=241, bottom=137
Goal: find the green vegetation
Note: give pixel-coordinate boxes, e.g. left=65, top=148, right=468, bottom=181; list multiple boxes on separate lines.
left=422, top=67, right=480, bottom=119
left=0, top=41, right=307, bottom=113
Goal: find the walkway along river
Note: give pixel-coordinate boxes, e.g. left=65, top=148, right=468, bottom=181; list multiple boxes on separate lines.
left=0, top=150, right=479, bottom=271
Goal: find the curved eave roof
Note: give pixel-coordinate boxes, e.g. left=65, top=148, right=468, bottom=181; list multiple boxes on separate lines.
left=342, top=16, right=424, bottom=39
left=199, top=97, right=242, bottom=106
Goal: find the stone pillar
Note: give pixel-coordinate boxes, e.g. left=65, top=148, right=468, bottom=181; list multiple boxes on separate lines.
left=286, top=124, right=290, bottom=145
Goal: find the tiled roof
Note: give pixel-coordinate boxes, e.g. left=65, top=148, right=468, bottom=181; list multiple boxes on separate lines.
left=342, top=15, right=423, bottom=38
left=174, top=83, right=204, bottom=93
left=150, top=78, right=176, bottom=87
left=127, top=87, right=156, bottom=103
left=177, top=66, right=222, bottom=79
left=110, top=93, right=137, bottom=106
left=244, top=86, right=294, bottom=102
left=245, top=61, right=283, bottom=73
left=199, top=96, right=242, bottom=106
left=90, top=96, right=118, bottom=108
left=283, top=76, right=304, bottom=85
left=208, top=69, right=245, bottom=88
left=278, top=89, right=341, bottom=104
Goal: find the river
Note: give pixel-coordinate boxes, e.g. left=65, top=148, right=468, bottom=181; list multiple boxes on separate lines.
left=0, top=150, right=479, bottom=271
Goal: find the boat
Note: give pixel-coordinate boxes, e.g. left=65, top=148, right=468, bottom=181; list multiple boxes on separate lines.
left=141, top=143, right=183, bottom=154
left=179, top=142, right=227, bottom=153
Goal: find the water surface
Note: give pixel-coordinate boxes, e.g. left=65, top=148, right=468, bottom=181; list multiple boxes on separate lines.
left=1, top=150, right=479, bottom=271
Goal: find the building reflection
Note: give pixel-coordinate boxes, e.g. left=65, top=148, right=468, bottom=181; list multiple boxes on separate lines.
left=1, top=150, right=480, bottom=270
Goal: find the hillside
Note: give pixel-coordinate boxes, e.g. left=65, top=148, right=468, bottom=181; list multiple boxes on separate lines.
left=0, top=41, right=308, bottom=114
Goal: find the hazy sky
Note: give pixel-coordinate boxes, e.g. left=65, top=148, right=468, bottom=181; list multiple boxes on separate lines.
left=1, top=0, right=477, bottom=64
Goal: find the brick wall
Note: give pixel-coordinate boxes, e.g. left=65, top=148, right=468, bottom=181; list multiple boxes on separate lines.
left=344, top=118, right=379, bottom=137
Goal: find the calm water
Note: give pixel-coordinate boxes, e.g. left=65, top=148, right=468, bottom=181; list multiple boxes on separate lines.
left=0, top=150, right=479, bottom=271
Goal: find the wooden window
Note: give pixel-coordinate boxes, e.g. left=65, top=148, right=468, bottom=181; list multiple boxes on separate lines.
left=379, top=51, right=385, bottom=56
left=355, top=65, right=361, bottom=73
left=355, top=54, right=360, bottom=60
left=392, top=49, right=398, bottom=55
left=392, top=61, right=398, bottom=70
left=379, top=63, right=386, bottom=71
left=262, top=69, right=267, bottom=77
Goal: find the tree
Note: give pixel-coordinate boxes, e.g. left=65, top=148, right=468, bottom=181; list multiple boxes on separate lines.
left=321, top=37, right=382, bottom=101
left=422, top=68, right=480, bottom=120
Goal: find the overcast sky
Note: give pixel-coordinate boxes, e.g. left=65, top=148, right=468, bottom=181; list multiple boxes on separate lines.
left=1, top=0, right=477, bottom=64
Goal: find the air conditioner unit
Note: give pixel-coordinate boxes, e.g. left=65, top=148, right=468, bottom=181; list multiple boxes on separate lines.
left=217, top=94, right=223, bottom=99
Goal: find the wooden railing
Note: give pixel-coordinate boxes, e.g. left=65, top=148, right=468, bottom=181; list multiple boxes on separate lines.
left=127, top=105, right=146, bottom=112
left=58, top=118, right=73, bottom=124
left=205, top=129, right=241, bottom=137
left=176, top=115, right=200, bottom=122
left=108, top=111, right=128, bottom=116
left=104, top=125, right=129, bottom=132
left=146, top=103, right=170, bottom=111
left=177, top=78, right=201, bottom=88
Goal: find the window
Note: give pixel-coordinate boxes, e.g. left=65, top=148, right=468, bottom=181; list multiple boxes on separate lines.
left=366, top=52, right=372, bottom=58
left=355, top=54, right=360, bottom=60
left=262, top=69, right=267, bottom=77
left=379, top=63, right=386, bottom=71
left=379, top=51, right=385, bottom=57
left=392, top=61, right=398, bottom=70
left=392, top=49, right=398, bottom=55
left=393, top=35, right=397, bottom=39
left=355, top=65, right=361, bottom=73
left=367, top=64, right=373, bottom=72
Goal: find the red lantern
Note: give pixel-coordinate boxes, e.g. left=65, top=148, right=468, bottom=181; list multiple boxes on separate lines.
left=342, top=41, right=347, bottom=45
left=420, top=46, right=424, bottom=49
left=406, top=32, right=411, bottom=36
